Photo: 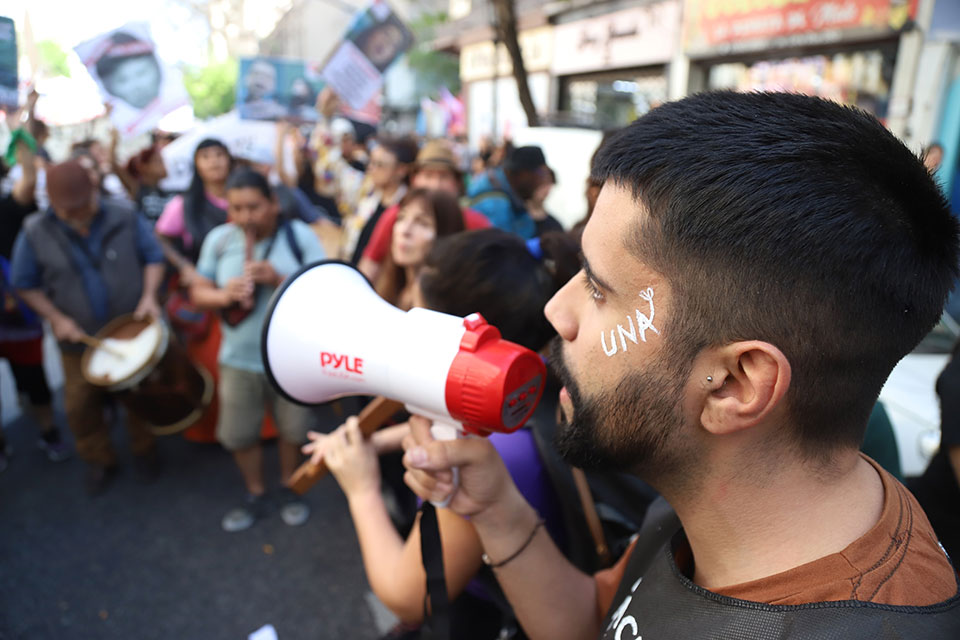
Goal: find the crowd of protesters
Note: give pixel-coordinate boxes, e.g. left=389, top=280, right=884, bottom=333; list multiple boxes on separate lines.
left=2, top=83, right=960, bottom=640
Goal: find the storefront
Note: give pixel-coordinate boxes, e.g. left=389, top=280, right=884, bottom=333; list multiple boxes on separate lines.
left=460, top=26, right=553, bottom=147
left=683, top=0, right=918, bottom=120
left=553, top=0, right=682, bottom=129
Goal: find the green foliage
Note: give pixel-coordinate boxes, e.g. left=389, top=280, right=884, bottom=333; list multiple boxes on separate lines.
left=183, top=60, right=237, bottom=119
left=406, top=11, right=460, bottom=96
left=37, top=40, right=70, bottom=78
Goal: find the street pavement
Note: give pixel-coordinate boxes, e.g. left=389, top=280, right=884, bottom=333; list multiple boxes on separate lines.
left=0, top=380, right=390, bottom=640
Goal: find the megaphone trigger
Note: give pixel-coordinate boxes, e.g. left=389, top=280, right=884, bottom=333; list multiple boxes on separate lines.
left=427, top=422, right=461, bottom=508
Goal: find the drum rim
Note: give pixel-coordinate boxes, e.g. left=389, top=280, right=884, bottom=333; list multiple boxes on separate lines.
left=148, top=363, right=215, bottom=436
left=81, top=314, right=169, bottom=391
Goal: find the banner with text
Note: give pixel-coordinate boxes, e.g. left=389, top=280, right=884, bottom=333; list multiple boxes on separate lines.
left=683, top=0, right=918, bottom=56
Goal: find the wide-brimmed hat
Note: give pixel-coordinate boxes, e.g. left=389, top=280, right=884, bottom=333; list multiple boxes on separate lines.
left=415, top=140, right=461, bottom=176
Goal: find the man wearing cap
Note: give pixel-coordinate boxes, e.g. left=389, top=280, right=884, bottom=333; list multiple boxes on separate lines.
left=357, top=139, right=491, bottom=283
left=10, top=160, right=166, bottom=495
left=466, top=145, right=548, bottom=240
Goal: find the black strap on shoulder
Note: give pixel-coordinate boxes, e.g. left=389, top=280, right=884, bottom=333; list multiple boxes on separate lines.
left=419, top=502, right=451, bottom=640
left=604, top=497, right=681, bottom=619
left=283, top=221, right=303, bottom=266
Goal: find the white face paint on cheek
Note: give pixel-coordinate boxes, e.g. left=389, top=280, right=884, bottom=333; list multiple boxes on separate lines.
left=601, top=288, right=660, bottom=357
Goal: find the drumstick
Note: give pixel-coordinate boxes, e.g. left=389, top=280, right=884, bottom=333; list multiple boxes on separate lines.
left=289, top=396, right=404, bottom=495
left=78, top=335, right=126, bottom=358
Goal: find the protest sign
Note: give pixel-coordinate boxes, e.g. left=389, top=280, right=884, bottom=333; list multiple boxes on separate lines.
left=0, top=17, right=17, bottom=110
left=75, top=22, right=189, bottom=136
left=321, top=1, right=413, bottom=110
left=237, top=57, right=324, bottom=121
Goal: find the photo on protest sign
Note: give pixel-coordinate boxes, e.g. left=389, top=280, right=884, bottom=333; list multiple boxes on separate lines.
left=74, top=22, right=189, bottom=136
left=0, top=17, right=17, bottom=110
left=237, top=57, right=325, bottom=121
left=321, top=0, right=414, bottom=110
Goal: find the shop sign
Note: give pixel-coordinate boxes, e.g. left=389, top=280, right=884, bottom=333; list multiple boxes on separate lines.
left=683, top=0, right=918, bottom=56
left=552, top=1, right=682, bottom=76
left=460, top=27, right=553, bottom=82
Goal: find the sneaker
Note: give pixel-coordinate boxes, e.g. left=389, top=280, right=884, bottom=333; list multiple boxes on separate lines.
left=222, top=493, right=265, bottom=532
left=132, top=449, right=161, bottom=483
left=37, top=430, right=72, bottom=462
left=279, top=489, right=310, bottom=527
left=85, top=464, right=119, bottom=497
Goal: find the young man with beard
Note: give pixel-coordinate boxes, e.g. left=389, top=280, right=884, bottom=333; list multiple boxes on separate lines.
left=401, top=92, right=960, bottom=638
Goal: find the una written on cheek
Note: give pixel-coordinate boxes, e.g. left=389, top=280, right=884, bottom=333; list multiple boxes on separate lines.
left=600, top=288, right=659, bottom=357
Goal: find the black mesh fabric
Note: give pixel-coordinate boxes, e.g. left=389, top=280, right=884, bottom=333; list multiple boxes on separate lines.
left=601, top=526, right=960, bottom=639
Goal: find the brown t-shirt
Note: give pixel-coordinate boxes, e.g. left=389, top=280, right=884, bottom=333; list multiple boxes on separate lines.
left=595, top=455, right=958, bottom=617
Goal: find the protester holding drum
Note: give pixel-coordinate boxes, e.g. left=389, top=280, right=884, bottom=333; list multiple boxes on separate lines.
left=10, top=160, right=166, bottom=495
left=190, top=169, right=325, bottom=532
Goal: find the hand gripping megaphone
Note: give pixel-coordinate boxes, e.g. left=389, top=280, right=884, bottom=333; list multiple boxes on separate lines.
left=261, top=260, right=547, bottom=498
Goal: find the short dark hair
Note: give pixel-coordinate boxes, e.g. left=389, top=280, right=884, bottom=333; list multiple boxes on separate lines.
left=592, top=91, right=959, bottom=457
left=226, top=167, right=273, bottom=200
left=420, top=229, right=579, bottom=351
left=378, top=136, right=419, bottom=166
left=504, top=146, right=546, bottom=173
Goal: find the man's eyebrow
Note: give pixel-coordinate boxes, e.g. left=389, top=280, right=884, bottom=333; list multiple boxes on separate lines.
left=581, top=253, right=617, bottom=296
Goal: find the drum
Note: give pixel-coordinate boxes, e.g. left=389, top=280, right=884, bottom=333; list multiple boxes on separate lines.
left=81, top=314, right=214, bottom=436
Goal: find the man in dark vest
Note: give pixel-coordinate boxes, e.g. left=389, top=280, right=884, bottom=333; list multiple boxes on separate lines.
left=11, top=160, right=165, bottom=496
left=402, top=92, right=960, bottom=637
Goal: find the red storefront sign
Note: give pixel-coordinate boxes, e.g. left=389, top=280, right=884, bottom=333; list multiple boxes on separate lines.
left=684, top=0, right=918, bottom=54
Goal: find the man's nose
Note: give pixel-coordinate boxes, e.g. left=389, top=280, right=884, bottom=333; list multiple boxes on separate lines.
left=544, top=274, right=580, bottom=342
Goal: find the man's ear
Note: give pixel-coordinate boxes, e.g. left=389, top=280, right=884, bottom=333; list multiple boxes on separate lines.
left=699, top=341, right=791, bottom=436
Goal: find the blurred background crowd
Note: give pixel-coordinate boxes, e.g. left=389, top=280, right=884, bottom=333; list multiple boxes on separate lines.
left=2, top=0, right=960, bottom=638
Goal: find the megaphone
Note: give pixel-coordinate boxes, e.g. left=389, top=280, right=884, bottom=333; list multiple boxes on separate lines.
left=262, top=261, right=547, bottom=496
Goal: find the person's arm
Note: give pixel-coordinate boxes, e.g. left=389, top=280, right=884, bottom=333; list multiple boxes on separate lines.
left=402, top=416, right=601, bottom=640
left=109, top=128, right=139, bottom=199
left=190, top=231, right=252, bottom=309
left=154, top=196, right=198, bottom=281
left=131, top=215, right=165, bottom=319
left=189, top=273, right=250, bottom=310
left=17, top=289, right=85, bottom=343
left=324, top=418, right=486, bottom=623
left=133, top=263, right=164, bottom=319
left=156, top=234, right=193, bottom=271
left=275, top=122, right=299, bottom=188
left=5, top=233, right=83, bottom=340
left=372, top=423, right=408, bottom=454
left=10, top=141, right=37, bottom=207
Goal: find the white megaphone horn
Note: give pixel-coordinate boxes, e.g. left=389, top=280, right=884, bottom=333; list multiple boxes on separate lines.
left=262, top=260, right=546, bottom=500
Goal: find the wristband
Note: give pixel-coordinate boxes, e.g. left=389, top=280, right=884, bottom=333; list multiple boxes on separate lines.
left=481, top=518, right=544, bottom=569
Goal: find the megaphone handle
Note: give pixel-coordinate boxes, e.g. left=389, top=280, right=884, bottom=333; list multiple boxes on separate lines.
left=428, top=422, right=461, bottom=508
left=289, top=396, right=405, bottom=495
